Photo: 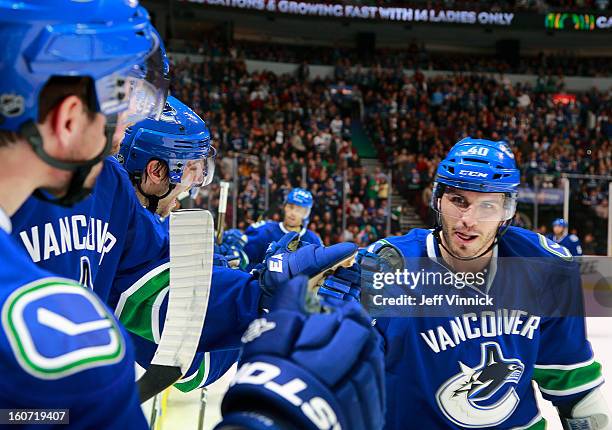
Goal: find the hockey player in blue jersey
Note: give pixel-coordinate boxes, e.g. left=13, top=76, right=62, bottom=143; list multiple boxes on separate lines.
left=117, top=94, right=248, bottom=393
left=118, top=95, right=217, bottom=218
left=228, top=187, right=323, bottom=271
left=0, top=0, right=169, bottom=426
left=351, top=137, right=610, bottom=429
left=548, top=218, right=583, bottom=256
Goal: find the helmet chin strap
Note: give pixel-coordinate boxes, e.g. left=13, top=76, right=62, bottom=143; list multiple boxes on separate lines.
left=22, top=119, right=114, bottom=207
left=136, top=180, right=175, bottom=213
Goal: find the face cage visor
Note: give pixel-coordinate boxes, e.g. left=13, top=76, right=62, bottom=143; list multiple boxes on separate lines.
left=96, top=44, right=168, bottom=128
left=167, top=146, right=217, bottom=188
left=431, top=182, right=517, bottom=223
left=285, top=203, right=311, bottom=220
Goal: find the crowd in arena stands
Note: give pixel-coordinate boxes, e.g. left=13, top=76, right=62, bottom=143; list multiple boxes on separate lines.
left=169, top=44, right=611, bottom=253
left=354, top=66, right=610, bottom=253
left=171, top=54, right=394, bottom=246
left=171, top=38, right=612, bottom=78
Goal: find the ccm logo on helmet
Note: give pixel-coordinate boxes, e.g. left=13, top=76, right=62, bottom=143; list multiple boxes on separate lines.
left=233, top=361, right=341, bottom=430
left=459, top=170, right=488, bottom=178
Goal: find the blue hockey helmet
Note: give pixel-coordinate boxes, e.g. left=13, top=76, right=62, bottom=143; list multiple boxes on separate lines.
left=0, top=0, right=169, bottom=206
left=0, top=0, right=169, bottom=133
left=435, top=137, right=520, bottom=194
left=552, top=218, right=567, bottom=228
left=432, top=137, right=520, bottom=222
left=286, top=188, right=314, bottom=209
left=118, top=96, right=216, bottom=189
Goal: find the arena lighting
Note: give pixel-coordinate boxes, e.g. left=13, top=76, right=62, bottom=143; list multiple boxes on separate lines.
left=552, top=93, right=577, bottom=105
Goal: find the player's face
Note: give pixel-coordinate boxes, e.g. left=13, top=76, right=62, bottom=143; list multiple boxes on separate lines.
left=439, top=189, right=505, bottom=258
left=155, top=162, right=202, bottom=217
left=155, top=183, right=190, bottom=217
left=553, top=225, right=565, bottom=236
left=284, top=203, right=309, bottom=228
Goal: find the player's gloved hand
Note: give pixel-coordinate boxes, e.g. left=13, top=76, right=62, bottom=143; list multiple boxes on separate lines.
left=318, top=263, right=361, bottom=304
left=214, top=244, right=240, bottom=268
left=223, top=228, right=248, bottom=249
left=214, top=275, right=385, bottom=430
left=257, top=232, right=357, bottom=310
left=357, top=248, right=384, bottom=290
left=215, top=243, right=248, bottom=269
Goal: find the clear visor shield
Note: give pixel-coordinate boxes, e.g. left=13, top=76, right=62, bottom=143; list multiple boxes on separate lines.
left=95, top=45, right=169, bottom=127
left=285, top=204, right=311, bottom=219
left=434, top=190, right=517, bottom=222
left=168, top=147, right=217, bottom=188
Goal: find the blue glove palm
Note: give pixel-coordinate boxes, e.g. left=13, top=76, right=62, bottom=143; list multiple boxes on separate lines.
left=215, top=275, right=385, bottom=430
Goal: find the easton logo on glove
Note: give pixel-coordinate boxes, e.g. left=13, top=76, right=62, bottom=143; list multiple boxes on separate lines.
left=232, top=361, right=341, bottom=430
left=268, top=254, right=284, bottom=273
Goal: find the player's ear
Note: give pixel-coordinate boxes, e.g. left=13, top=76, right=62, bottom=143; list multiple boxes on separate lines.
left=42, top=95, right=88, bottom=155
left=145, top=160, right=165, bottom=185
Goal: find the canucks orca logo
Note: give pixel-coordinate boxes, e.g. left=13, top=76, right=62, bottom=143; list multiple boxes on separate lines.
left=436, top=342, right=524, bottom=428
left=159, top=102, right=179, bottom=124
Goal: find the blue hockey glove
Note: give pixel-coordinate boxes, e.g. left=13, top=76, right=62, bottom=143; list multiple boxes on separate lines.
left=215, top=242, right=249, bottom=270
left=318, top=263, right=361, bottom=304
left=214, top=275, right=385, bottom=430
left=223, top=228, right=249, bottom=249
left=258, top=232, right=357, bottom=310
left=357, top=248, right=384, bottom=291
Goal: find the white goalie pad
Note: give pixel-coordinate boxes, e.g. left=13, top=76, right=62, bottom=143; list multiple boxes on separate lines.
left=151, top=209, right=214, bottom=374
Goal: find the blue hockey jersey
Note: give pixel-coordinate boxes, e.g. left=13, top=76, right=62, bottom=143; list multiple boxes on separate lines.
left=367, top=227, right=602, bottom=430
left=11, top=158, right=260, bottom=390
left=0, top=214, right=146, bottom=428
left=548, top=233, right=583, bottom=256
left=243, top=221, right=323, bottom=271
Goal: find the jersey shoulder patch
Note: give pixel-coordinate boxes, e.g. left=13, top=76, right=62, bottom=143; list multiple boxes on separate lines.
left=502, top=227, right=573, bottom=260
left=537, top=234, right=573, bottom=261
left=569, top=234, right=579, bottom=242
left=2, top=278, right=125, bottom=380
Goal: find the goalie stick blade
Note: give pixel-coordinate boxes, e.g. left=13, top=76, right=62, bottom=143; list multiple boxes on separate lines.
left=138, top=365, right=181, bottom=403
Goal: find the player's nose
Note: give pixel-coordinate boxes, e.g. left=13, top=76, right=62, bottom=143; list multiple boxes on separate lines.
left=459, top=210, right=477, bottom=229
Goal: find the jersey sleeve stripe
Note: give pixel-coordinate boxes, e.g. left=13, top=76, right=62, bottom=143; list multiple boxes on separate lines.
left=533, top=361, right=603, bottom=395
left=114, top=263, right=169, bottom=318
left=115, top=267, right=169, bottom=342
left=151, top=287, right=169, bottom=344
left=534, top=356, right=594, bottom=370
left=173, top=352, right=210, bottom=392
left=538, top=376, right=604, bottom=397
